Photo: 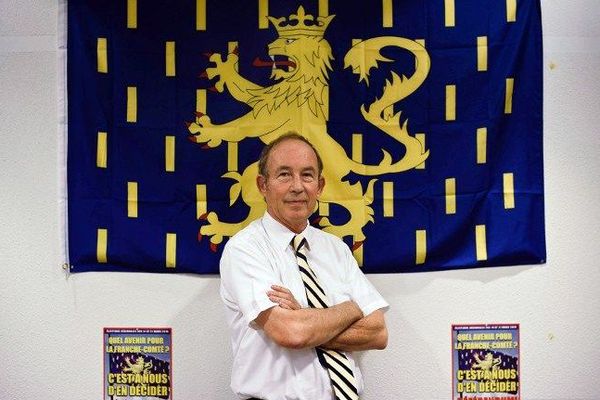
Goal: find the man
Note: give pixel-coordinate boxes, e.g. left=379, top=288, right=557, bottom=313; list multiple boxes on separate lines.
left=220, top=132, right=389, bottom=400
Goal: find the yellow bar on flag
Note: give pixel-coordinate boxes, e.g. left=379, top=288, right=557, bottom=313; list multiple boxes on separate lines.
left=228, top=142, right=238, bottom=172
left=382, top=0, right=393, bottom=28
left=476, top=225, right=488, bottom=261
left=503, top=172, right=515, bottom=209
left=196, top=0, right=206, bottom=30
left=97, top=228, right=108, bottom=263
left=97, top=38, right=108, bottom=73
left=477, top=128, right=487, bottom=164
left=127, top=86, right=137, bottom=123
left=319, top=0, right=329, bottom=17
left=507, top=0, right=517, bottom=22
left=165, top=136, right=175, bottom=172
left=477, top=36, right=488, bottom=72
left=166, top=233, right=177, bottom=268
left=352, top=133, right=363, bottom=163
left=128, top=181, right=138, bottom=218
left=165, top=41, right=176, bottom=77
left=445, top=178, right=456, bottom=215
left=196, top=184, right=207, bottom=219
left=383, top=181, right=394, bottom=217
left=446, top=85, right=456, bottom=121
left=196, top=89, right=207, bottom=114
left=258, top=0, right=269, bottom=29
left=416, top=230, right=427, bottom=265
left=127, top=0, right=137, bottom=29
left=319, top=201, right=329, bottom=217
left=445, top=0, right=455, bottom=27
left=97, top=131, right=107, bottom=168
left=505, top=78, right=514, bottom=114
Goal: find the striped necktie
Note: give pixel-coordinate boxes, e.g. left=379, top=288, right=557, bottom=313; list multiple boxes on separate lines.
left=292, top=234, right=359, bottom=400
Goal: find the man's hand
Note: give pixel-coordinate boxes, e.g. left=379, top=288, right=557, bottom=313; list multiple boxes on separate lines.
left=267, top=285, right=302, bottom=310
left=322, top=309, right=388, bottom=352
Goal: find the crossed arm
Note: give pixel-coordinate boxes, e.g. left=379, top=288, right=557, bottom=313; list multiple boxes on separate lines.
left=254, top=286, right=388, bottom=352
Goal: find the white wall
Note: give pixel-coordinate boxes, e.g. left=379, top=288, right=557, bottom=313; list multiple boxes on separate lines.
left=1, top=1, right=599, bottom=399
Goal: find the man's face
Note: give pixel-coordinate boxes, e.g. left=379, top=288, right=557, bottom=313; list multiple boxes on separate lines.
left=257, top=139, right=325, bottom=233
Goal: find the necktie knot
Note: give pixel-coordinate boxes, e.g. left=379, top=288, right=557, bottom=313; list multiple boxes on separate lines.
left=292, top=234, right=307, bottom=253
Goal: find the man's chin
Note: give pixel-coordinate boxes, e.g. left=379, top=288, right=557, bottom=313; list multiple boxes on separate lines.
left=283, top=206, right=310, bottom=220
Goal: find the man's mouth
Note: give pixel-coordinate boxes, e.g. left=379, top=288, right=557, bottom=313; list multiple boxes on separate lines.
left=285, top=200, right=306, bottom=205
left=252, top=56, right=296, bottom=71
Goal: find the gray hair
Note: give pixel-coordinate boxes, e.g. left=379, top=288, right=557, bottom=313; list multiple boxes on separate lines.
left=257, top=132, right=324, bottom=177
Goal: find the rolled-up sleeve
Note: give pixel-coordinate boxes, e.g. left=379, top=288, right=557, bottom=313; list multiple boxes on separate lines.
left=342, top=247, right=389, bottom=317
left=220, top=238, right=280, bottom=327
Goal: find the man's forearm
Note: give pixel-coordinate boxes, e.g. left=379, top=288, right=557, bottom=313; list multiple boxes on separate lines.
left=322, top=310, right=388, bottom=352
left=301, top=300, right=364, bottom=348
left=256, top=300, right=364, bottom=349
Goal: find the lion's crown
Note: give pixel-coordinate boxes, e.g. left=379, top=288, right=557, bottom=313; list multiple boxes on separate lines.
left=268, top=6, right=334, bottom=37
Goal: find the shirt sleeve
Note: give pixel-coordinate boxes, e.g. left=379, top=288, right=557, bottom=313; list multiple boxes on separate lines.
left=342, top=246, right=389, bottom=316
left=220, top=238, right=280, bottom=327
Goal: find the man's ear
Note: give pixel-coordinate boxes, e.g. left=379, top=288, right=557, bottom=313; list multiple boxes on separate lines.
left=317, top=176, right=325, bottom=196
left=256, top=175, right=267, bottom=195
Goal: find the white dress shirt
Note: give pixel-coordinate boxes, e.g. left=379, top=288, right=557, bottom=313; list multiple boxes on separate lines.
left=219, top=212, right=389, bottom=400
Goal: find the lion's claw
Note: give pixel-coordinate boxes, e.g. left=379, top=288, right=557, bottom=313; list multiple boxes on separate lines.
left=195, top=114, right=211, bottom=125
left=352, top=240, right=364, bottom=251
left=188, top=113, right=223, bottom=147
left=206, top=67, right=218, bottom=80
left=214, top=81, right=225, bottom=92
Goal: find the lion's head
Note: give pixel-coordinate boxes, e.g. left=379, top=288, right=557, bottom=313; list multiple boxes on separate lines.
left=248, top=7, right=335, bottom=118
left=265, top=33, right=333, bottom=84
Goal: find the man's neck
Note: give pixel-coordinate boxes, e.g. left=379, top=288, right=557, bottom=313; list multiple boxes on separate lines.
left=266, top=210, right=307, bottom=234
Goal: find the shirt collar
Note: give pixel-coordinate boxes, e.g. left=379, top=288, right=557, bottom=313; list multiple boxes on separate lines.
left=261, top=211, right=314, bottom=251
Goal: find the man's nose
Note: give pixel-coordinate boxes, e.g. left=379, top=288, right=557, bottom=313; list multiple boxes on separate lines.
left=289, top=174, right=304, bottom=192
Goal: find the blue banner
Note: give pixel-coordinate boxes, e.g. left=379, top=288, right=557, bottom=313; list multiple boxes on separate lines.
left=67, top=0, right=545, bottom=273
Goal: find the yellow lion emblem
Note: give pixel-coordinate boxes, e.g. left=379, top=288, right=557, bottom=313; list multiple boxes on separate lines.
left=188, top=6, right=430, bottom=252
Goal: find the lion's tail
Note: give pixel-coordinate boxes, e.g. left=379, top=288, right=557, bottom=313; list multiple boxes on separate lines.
left=344, top=37, right=431, bottom=175
left=345, top=136, right=429, bottom=176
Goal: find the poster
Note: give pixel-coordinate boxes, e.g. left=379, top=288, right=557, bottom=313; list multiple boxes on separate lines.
left=452, top=324, right=520, bottom=400
left=104, top=327, right=172, bottom=400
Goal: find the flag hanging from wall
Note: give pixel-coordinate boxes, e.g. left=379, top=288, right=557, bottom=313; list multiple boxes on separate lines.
left=63, top=0, right=545, bottom=274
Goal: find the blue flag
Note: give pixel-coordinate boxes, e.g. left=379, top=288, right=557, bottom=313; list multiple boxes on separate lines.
left=66, top=0, right=545, bottom=273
